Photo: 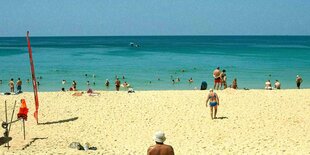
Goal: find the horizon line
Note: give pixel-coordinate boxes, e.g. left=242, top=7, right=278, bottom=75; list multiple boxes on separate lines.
left=1, top=34, right=310, bottom=38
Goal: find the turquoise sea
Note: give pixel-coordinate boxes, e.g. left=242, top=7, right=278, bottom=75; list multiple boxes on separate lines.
left=0, top=36, right=309, bottom=92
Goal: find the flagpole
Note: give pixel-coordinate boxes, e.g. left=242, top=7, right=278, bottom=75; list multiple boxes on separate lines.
left=26, top=31, right=39, bottom=124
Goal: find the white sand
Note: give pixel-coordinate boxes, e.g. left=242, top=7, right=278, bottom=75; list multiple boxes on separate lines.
left=0, top=89, right=310, bottom=154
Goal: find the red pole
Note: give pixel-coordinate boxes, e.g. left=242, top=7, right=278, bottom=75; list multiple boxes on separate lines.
left=26, top=31, right=39, bottom=124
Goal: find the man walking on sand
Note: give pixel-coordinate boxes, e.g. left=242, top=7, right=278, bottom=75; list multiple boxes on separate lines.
left=147, top=131, right=174, bottom=155
left=213, top=67, right=221, bottom=90
left=296, top=75, right=303, bottom=89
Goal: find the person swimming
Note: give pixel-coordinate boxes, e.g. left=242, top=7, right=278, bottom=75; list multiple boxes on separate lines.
left=188, top=77, right=193, bottom=83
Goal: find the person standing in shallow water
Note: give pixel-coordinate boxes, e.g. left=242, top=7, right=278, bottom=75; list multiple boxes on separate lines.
left=296, top=75, right=303, bottom=89
left=232, top=78, right=238, bottom=89
left=9, top=78, right=14, bottom=92
left=274, top=80, right=281, bottom=89
left=206, top=89, right=219, bottom=119
left=72, top=80, right=77, bottom=90
left=115, top=78, right=121, bottom=91
left=16, top=78, right=22, bottom=92
left=213, top=67, right=221, bottom=90
left=220, top=69, right=227, bottom=89
left=105, top=79, right=110, bottom=87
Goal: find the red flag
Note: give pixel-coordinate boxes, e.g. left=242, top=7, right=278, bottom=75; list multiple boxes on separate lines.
left=26, top=31, right=39, bottom=124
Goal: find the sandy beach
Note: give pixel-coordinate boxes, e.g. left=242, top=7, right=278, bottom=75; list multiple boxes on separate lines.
left=0, top=89, right=310, bottom=154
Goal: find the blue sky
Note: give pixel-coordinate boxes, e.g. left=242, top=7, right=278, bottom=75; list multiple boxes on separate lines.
left=1, top=0, right=310, bottom=36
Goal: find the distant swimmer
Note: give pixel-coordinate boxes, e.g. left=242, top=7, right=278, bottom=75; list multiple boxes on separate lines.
left=213, top=67, right=221, bottom=90
left=172, top=79, right=175, bottom=84
left=93, top=74, right=96, bottom=78
left=93, top=82, right=96, bottom=85
left=105, top=79, right=110, bottom=87
left=123, top=81, right=128, bottom=87
left=62, top=80, right=66, bottom=85
left=129, top=42, right=140, bottom=47
left=147, top=131, right=175, bottom=155
left=85, top=74, right=88, bottom=77
left=122, top=75, right=125, bottom=79
left=188, top=77, right=193, bottom=83
left=87, top=81, right=90, bottom=86
left=176, top=77, right=180, bottom=82
left=0, top=80, right=2, bottom=84
left=296, top=75, right=303, bottom=89
left=206, top=89, right=220, bottom=119
left=26, top=79, right=30, bottom=83
left=274, top=80, right=281, bottom=89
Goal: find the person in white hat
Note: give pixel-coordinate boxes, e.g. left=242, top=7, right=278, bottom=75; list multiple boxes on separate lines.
left=147, top=131, right=174, bottom=155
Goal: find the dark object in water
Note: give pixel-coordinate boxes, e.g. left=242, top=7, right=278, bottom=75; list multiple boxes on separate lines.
left=200, top=81, right=207, bottom=90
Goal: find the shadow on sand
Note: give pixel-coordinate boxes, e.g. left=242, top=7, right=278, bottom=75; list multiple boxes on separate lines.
left=0, top=137, right=12, bottom=146
left=38, top=117, right=78, bottom=125
left=22, top=137, right=48, bottom=150
left=215, top=116, right=228, bottom=119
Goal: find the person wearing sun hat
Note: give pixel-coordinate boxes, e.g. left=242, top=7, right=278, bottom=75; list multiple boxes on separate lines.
left=147, top=131, right=174, bottom=155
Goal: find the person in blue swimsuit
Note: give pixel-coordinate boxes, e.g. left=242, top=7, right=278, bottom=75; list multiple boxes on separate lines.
left=206, top=89, right=220, bottom=119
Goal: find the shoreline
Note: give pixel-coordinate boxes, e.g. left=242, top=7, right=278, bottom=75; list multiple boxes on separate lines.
left=2, top=87, right=309, bottom=93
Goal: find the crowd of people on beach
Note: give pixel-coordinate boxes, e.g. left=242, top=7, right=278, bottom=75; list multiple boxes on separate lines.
left=0, top=78, right=24, bottom=94
left=264, top=75, right=303, bottom=90
left=0, top=69, right=304, bottom=95
left=210, top=67, right=237, bottom=90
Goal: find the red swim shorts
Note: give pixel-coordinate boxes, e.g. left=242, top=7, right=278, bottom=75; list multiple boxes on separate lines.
left=214, top=78, right=221, bottom=83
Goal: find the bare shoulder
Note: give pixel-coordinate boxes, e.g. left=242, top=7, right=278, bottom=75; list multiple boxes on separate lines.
left=147, top=145, right=155, bottom=151
left=166, top=145, right=175, bottom=155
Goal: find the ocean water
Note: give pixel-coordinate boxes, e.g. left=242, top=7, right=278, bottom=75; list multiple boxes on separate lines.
left=0, top=36, right=309, bottom=92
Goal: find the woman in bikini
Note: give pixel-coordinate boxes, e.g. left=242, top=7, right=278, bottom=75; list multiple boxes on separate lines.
left=206, top=89, right=220, bottom=119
